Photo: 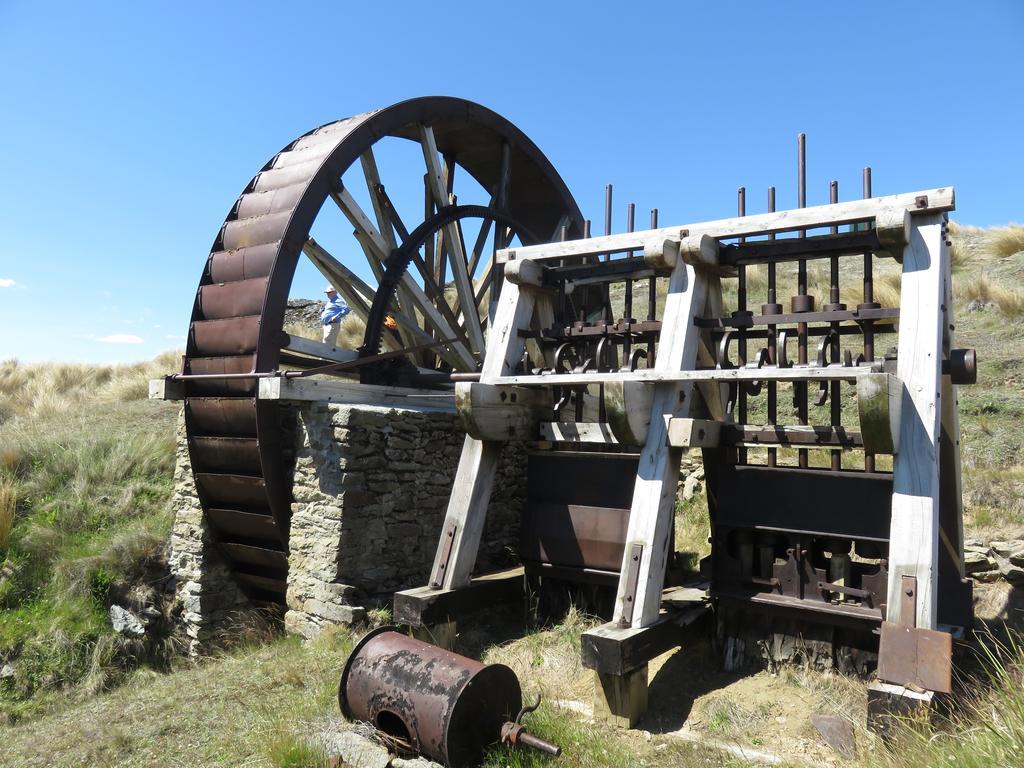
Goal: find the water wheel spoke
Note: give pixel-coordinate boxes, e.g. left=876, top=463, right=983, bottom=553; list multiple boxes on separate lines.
left=330, top=184, right=475, bottom=369
left=418, top=124, right=486, bottom=357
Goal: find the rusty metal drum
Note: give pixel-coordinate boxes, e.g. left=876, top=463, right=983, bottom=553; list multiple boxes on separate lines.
left=339, top=628, right=522, bottom=767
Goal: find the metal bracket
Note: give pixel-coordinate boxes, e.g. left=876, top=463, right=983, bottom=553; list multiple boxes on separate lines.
left=901, top=574, right=917, bottom=627
left=430, top=520, right=458, bottom=589
left=618, top=543, right=644, bottom=627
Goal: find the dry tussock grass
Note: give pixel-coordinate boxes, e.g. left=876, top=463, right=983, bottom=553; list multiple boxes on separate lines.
left=959, top=274, right=1024, bottom=317
left=0, top=350, right=180, bottom=422
left=985, top=224, right=1024, bottom=260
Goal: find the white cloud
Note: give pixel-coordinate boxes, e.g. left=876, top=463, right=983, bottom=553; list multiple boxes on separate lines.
left=0, top=278, right=15, bottom=288
left=97, top=334, right=145, bottom=344
left=164, top=334, right=185, bottom=341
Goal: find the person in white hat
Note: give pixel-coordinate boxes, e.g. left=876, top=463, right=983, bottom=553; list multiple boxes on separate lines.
left=320, top=285, right=351, bottom=347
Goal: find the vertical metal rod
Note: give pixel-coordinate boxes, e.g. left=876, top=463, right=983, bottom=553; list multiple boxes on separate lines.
left=736, top=186, right=747, bottom=465
left=862, top=167, right=876, bottom=473
left=602, top=185, right=613, bottom=323
left=599, top=188, right=613, bottom=421
left=604, top=184, right=613, bottom=246
left=648, top=208, right=658, bottom=367
left=828, top=179, right=842, bottom=471
left=766, top=186, right=778, bottom=467
left=624, top=202, right=635, bottom=360
left=796, top=133, right=809, bottom=469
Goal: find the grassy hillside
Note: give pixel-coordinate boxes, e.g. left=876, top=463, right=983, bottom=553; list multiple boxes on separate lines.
left=0, top=353, right=181, bottom=721
left=0, top=222, right=1023, bottom=766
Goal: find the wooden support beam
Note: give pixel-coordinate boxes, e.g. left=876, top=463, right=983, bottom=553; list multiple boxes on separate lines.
left=497, top=187, right=955, bottom=265
left=394, top=567, right=524, bottom=627
left=258, top=377, right=455, bottom=412
left=429, top=280, right=543, bottom=590
left=455, top=382, right=551, bottom=441
left=149, top=377, right=184, bottom=401
left=613, top=256, right=707, bottom=628
left=593, top=668, right=648, bottom=729
left=582, top=601, right=709, bottom=676
left=489, top=362, right=881, bottom=387
left=665, top=418, right=722, bottom=449
left=419, top=125, right=487, bottom=355
left=886, top=213, right=947, bottom=630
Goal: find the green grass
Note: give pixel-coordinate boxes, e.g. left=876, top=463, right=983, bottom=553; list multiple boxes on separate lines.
left=0, top=356, right=180, bottom=721
left=863, top=632, right=1024, bottom=768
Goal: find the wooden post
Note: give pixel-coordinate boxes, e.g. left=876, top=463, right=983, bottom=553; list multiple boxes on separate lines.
left=613, top=238, right=711, bottom=629
left=593, top=668, right=648, bottom=728
left=428, top=277, right=543, bottom=591
left=886, top=213, right=947, bottom=629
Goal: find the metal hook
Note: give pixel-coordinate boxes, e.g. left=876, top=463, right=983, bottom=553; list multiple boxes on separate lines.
left=621, top=347, right=647, bottom=372
left=776, top=330, right=791, bottom=369
left=554, top=343, right=576, bottom=374
left=815, top=329, right=840, bottom=406
left=718, top=330, right=737, bottom=369
left=745, top=347, right=770, bottom=396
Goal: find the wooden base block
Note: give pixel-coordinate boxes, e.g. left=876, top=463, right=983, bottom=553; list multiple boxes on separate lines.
left=593, top=666, right=648, bottom=729
left=410, top=620, right=457, bottom=651
left=393, top=567, right=524, bottom=628
left=582, top=600, right=708, bottom=676
left=866, top=681, right=933, bottom=740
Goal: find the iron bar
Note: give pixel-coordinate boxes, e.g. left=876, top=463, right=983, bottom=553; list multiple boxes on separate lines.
left=796, top=133, right=809, bottom=469
left=737, top=186, right=748, bottom=464
left=649, top=208, right=658, bottom=367
left=766, top=186, right=778, bottom=467
left=862, top=167, right=876, bottom=473
left=829, top=179, right=842, bottom=471
left=624, top=202, right=636, bottom=359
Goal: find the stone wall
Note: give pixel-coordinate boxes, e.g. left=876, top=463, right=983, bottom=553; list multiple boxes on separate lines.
left=285, top=403, right=526, bottom=638
left=167, top=412, right=252, bottom=656
left=169, top=403, right=526, bottom=644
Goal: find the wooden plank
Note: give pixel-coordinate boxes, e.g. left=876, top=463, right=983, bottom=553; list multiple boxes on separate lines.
left=665, top=418, right=721, bottom=448
left=281, top=334, right=359, bottom=364
left=886, top=213, right=947, bottom=629
left=491, top=362, right=880, bottom=387
left=394, top=567, right=524, bottom=626
left=419, top=125, right=487, bottom=355
left=497, top=187, right=956, bottom=264
left=258, top=377, right=455, bottom=412
left=614, top=258, right=707, bottom=628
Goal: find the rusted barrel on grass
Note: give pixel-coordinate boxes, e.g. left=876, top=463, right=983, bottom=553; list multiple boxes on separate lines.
left=339, top=627, right=558, bottom=767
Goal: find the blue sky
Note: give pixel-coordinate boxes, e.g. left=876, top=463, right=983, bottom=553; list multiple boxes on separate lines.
left=0, top=1, right=1021, bottom=364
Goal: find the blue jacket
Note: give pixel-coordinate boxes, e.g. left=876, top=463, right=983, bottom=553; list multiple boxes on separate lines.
left=321, top=295, right=351, bottom=325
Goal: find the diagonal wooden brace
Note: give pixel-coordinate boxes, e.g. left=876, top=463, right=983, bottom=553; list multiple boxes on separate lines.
left=612, top=238, right=711, bottom=628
